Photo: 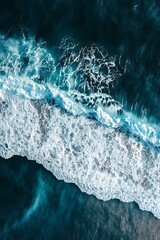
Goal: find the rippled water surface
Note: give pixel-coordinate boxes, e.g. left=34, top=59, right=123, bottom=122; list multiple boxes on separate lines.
left=0, top=156, right=160, bottom=240
left=0, top=0, right=160, bottom=239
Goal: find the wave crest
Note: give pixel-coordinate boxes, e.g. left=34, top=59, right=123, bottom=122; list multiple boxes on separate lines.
left=1, top=96, right=160, bottom=218
left=0, top=35, right=160, bottom=218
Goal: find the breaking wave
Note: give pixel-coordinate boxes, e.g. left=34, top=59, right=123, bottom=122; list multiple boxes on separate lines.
left=1, top=35, right=160, bottom=218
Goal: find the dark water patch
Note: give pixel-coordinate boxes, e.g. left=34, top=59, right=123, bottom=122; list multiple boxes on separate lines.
left=0, top=1, right=160, bottom=121
left=0, top=156, right=160, bottom=240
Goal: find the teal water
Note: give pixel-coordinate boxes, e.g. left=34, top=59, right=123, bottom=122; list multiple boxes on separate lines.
left=0, top=0, right=160, bottom=239
left=0, top=156, right=159, bottom=240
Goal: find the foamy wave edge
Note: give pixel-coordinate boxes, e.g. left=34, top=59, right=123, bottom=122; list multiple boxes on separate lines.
left=1, top=96, right=160, bottom=219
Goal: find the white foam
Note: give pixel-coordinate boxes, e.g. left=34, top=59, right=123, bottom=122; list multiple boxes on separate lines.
left=1, top=96, right=160, bottom=218
left=1, top=35, right=160, bottom=219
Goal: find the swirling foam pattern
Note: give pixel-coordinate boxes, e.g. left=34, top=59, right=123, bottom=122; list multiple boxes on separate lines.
left=0, top=35, right=160, bottom=218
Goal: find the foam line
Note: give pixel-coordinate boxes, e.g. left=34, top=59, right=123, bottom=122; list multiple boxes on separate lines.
left=0, top=35, right=160, bottom=218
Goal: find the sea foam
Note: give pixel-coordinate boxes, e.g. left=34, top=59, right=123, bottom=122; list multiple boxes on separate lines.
left=0, top=35, right=160, bottom=218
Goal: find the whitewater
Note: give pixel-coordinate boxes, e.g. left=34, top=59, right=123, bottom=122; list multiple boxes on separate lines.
left=0, top=35, right=160, bottom=218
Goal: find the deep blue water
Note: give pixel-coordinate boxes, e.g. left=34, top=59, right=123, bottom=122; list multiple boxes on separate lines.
left=0, top=156, right=160, bottom=240
left=0, top=0, right=160, bottom=121
left=0, top=0, right=160, bottom=239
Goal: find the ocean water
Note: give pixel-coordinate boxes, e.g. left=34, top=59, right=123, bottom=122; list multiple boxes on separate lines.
left=0, top=155, right=160, bottom=240
left=0, top=0, right=160, bottom=239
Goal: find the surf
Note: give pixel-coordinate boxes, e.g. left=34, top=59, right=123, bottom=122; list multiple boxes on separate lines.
left=0, top=35, right=160, bottom=218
